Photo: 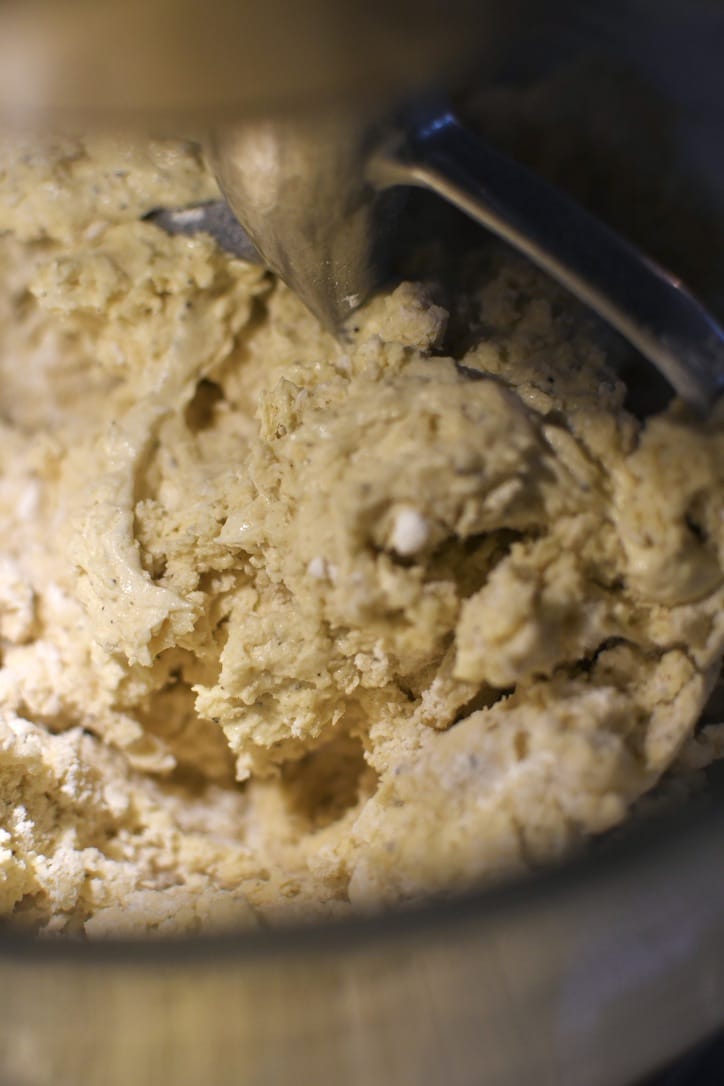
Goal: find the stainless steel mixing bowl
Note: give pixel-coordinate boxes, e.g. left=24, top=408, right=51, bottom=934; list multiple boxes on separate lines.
left=0, top=5, right=722, bottom=1084
left=1, top=798, right=724, bottom=1086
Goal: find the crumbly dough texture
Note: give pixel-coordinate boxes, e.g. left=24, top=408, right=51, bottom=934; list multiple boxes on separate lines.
left=0, top=135, right=721, bottom=934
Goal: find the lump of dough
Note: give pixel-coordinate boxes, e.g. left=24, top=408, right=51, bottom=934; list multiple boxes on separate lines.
left=0, top=134, right=721, bottom=934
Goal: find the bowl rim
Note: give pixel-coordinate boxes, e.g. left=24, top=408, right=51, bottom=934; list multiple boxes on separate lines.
left=1, top=784, right=721, bottom=966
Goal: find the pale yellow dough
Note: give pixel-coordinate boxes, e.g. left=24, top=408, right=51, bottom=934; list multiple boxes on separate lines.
left=0, top=135, right=722, bottom=934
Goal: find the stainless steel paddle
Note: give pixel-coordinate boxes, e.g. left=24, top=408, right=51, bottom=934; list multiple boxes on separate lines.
left=205, top=99, right=724, bottom=410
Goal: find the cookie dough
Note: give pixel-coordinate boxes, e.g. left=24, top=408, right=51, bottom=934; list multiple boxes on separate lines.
left=0, top=135, right=721, bottom=935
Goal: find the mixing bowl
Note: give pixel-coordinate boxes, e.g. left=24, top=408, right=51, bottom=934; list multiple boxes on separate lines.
left=1, top=797, right=724, bottom=1086
left=0, top=5, right=722, bottom=1084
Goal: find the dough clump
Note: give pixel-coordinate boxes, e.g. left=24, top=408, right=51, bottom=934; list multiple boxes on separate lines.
left=0, top=136, right=721, bottom=935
